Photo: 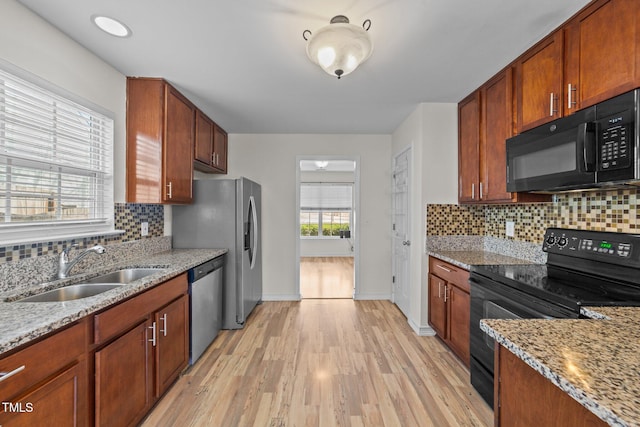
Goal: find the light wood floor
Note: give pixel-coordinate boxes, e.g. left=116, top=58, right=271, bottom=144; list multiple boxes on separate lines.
left=300, top=257, right=354, bottom=299
left=142, top=300, right=492, bottom=427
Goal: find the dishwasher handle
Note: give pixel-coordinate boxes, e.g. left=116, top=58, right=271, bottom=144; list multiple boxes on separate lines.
left=190, top=255, right=225, bottom=282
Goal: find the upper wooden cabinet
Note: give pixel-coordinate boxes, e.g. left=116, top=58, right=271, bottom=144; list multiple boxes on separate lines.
left=194, top=109, right=228, bottom=174
left=126, top=77, right=195, bottom=204
left=515, top=0, right=640, bottom=133
left=458, top=92, right=480, bottom=203
left=564, top=0, right=640, bottom=110
left=459, top=69, right=549, bottom=204
left=515, top=31, right=564, bottom=132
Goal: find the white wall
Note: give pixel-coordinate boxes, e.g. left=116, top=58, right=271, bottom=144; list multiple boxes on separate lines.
left=205, top=134, right=392, bottom=300
left=391, top=103, right=458, bottom=335
left=1, top=0, right=127, bottom=202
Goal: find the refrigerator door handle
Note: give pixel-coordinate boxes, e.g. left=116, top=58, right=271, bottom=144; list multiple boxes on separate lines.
left=248, top=195, right=258, bottom=270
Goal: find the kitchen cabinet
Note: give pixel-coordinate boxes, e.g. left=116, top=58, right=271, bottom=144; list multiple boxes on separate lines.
left=515, top=31, right=564, bottom=132
left=0, top=321, right=88, bottom=426
left=515, top=0, right=640, bottom=133
left=194, top=109, right=228, bottom=174
left=495, top=344, right=607, bottom=427
left=564, top=0, right=640, bottom=111
left=93, top=273, right=189, bottom=427
left=126, top=77, right=194, bottom=204
left=458, top=70, right=550, bottom=204
left=458, top=92, right=480, bottom=203
left=428, top=256, right=470, bottom=367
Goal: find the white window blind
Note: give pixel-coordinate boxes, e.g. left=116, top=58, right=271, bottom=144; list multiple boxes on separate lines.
left=0, top=66, right=114, bottom=240
left=300, top=183, right=352, bottom=210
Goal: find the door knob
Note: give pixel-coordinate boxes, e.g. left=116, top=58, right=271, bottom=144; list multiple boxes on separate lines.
left=402, top=240, right=411, bottom=246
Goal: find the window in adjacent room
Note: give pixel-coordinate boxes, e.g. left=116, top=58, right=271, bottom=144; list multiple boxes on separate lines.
left=299, top=183, right=352, bottom=238
left=0, top=65, right=114, bottom=244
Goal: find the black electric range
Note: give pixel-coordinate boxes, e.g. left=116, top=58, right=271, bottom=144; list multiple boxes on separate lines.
left=469, top=228, right=640, bottom=407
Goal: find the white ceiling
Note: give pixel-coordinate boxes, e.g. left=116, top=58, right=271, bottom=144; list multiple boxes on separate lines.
left=17, top=0, right=591, bottom=134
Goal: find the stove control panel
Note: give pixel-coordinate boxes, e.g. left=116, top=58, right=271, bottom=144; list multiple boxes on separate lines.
left=543, top=228, right=640, bottom=266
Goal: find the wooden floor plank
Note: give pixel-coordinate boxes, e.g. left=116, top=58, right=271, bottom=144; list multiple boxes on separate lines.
left=141, top=300, right=492, bottom=427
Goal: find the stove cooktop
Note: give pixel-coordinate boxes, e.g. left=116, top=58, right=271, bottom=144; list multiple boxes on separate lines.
left=471, top=263, right=640, bottom=312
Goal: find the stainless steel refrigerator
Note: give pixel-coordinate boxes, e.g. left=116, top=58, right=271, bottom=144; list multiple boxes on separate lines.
left=172, top=177, right=262, bottom=330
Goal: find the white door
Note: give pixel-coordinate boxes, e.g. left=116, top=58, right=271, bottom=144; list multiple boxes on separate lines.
left=392, top=148, right=411, bottom=317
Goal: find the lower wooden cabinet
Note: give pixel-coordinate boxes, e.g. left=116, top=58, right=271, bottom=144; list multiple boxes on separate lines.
left=495, top=344, right=607, bottom=427
left=95, top=321, right=151, bottom=427
left=0, top=321, right=88, bottom=426
left=428, top=256, right=470, bottom=367
left=155, top=294, right=189, bottom=398
left=93, top=274, right=189, bottom=427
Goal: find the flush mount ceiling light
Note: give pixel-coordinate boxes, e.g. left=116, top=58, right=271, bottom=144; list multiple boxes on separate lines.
left=303, top=15, right=372, bottom=79
left=315, top=160, right=329, bottom=170
left=91, top=15, right=131, bottom=37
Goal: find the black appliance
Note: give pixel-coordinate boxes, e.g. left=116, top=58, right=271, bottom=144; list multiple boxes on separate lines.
left=469, top=228, right=640, bottom=408
left=506, top=89, right=639, bottom=192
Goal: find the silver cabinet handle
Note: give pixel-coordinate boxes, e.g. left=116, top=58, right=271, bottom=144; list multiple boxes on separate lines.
left=0, top=365, right=25, bottom=383
left=444, top=285, right=449, bottom=303
left=436, top=264, right=452, bottom=273
left=148, top=321, right=157, bottom=347
left=550, top=92, right=558, bottom=116
left=479, top=182, right=483, bottom=199
left=166, top=182, right=173, bottom=199
left=438, top=282, right=443, bottom=299
left=211, top=153, right=215, bottom=165
left=568, top=83, right=577, bottom=109
left=160, top=313, right=168, bottom=337
left=471, top=183, right=475, bottom=199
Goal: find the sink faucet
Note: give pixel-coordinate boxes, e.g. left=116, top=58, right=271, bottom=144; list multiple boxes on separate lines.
left=58, top=244, right=106, bottom=279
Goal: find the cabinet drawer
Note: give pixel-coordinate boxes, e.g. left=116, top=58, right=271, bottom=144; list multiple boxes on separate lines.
left=94, top=274, right=188, bottom=345
left=0, top=320, right=86, bottom=402
left=428, top=257, right=470, bottom=292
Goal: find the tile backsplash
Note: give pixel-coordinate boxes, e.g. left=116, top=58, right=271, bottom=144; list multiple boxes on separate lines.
left=0, top=203, right=164, bottom=265
left=427, top=188, right=640, bottom=244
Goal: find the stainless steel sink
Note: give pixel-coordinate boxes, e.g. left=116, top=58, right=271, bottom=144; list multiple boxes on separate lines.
left=17, top=283, right=124, bottom=302
left=84, top=268, right=164, bottom=284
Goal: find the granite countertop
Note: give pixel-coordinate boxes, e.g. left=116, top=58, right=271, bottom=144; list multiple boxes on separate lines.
left=481, top=306, right=640, bottom=427
left=0, top=248, right=227, bottom=355
left=428, top=249, right=536, bottom=270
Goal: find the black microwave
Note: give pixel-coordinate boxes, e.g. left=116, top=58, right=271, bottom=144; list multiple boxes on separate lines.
left=506, top=89, right=639, bottom=192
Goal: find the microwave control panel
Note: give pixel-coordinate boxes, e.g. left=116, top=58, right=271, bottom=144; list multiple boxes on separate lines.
left=600, top=125, right=629, bottom=170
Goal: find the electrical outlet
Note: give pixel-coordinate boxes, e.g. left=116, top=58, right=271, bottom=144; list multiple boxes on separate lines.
left=141, top=221, right=149, bottom=237
left=505, top=221, right=515, bottom=238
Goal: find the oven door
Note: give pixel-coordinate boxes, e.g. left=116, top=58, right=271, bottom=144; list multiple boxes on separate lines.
left=506, top=106, right=597, bottom=193
left=469, top=272, right=578, bottom=408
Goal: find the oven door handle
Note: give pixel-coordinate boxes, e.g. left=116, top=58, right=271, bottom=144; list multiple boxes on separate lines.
left=577, top=122, right=597, bottom=172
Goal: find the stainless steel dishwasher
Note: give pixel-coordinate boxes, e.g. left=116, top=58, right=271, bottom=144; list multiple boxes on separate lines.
left=188, top=255, right=224, bottom=365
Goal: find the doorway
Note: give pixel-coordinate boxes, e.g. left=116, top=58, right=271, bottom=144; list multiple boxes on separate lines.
left=296, top=157, right=359, bottom=299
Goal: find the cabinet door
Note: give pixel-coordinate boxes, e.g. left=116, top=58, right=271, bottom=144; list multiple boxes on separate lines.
left=428, top=274, right=447, bottom=338
left=565, top=0, right=640, bottom=110
left=482, top=69, right=513, bottom=203
left=458, top=92, right=480, bottom=203
left=447, top=284, right=470, bottom=367
left=213, top=124, right=228, bottom=173
left=194, top=109, right=214, bottom=168
left=95, top=320, right=152, bottom=427
left=0, top=361, right=86, bottom=427
left=164, top=86, right=194, bottom=204
left=155, top=295, right=189, bottom=398
left=516, top=31, right=564, bottom=132
left=496, top=345, right=607, bottom=426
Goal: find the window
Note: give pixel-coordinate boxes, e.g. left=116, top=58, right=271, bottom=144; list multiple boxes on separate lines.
left=300, top=183, right=352, bottom=238
left=0, top=65, right=114, bottom=244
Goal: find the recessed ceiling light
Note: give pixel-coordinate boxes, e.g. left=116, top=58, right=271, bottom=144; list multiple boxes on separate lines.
left=91, top=15, right=131, bottom=38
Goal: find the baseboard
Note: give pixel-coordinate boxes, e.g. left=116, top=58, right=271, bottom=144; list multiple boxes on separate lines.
left=407, top=318, right=436, bottom=336
left=353, top=293, right=392, bottom=300
left=261, top=294, right=301, bottom=301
